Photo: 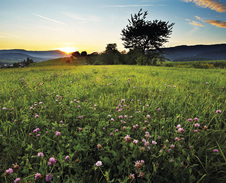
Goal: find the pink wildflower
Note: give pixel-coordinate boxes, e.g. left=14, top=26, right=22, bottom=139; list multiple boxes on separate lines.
left=55, top=131, right=61, bottom=136
left=194, top=123, right=200, bottom=127
left=133, top=139, right=138, bottom=144
left=5, top=168, right=13, bottom=176
left=124, top=135, right=131, bottom=143
left=65, top=156, right=70, bottom=162
left=194, top=118, right=199, bottom=121
left=216, top=110, right=222, bottom=114
left=129, top=173, right=135, bottom=180
left=14, top=178, right=21, bottom=183
left=95, top=161, right=102, bottom=167
left=178, top=128, right=184, bottom=133
left=48, top=157, right=56, bottom=166
left=110, top=118, right=114, bottom=122
left=46, top=174, right=53, bottom=182
left=35, top=173, right=42, bottom=180
left=147, top=115, right=151, bottom=119
left=213, top=149, right=219, bottom=152
left=187, top=118, right=192, bottom=122
left=152, top=141, right=157, bottom=145
left=37, top=152, right=44, bottom=157
left=2, top=107, right=7, bottom=110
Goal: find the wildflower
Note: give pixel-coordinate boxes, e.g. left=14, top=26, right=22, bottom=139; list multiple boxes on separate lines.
left=130, top=116, right=133, bottom=118
left=170, top=159, right=174, bottom=162
left=167, top=149, right=171, bottom=153
left=110, top=118, right=114, bottom=122
left=133, top=124, right=138, bottom=130
left=65, top=156, right=70, bottom=162
left=146, top=104, right=149, bottom=107
left=133, top=139, right=138, bottom=144
left=206, top=82, right=209, bottom=84
left=144, top=141, right=150, bottom=147
left=122, top=126, right=126, bottom=131
left=119, top=115, right=123, bottom=119
left=30, top=106, right=34, bottom=110
left=60, top=120, right=63, bottom=123
left=78, top=116, right=83, bottom=119
left=152, top=141, right=157, bottom=145
left=35, top=114, right=39, bottom=118
left=173, top=85, right=176, bottom=88
left=95, top=161, right=102, bottom=167
left=85, top=99, right=87, bottom=102
left=48, top=157, right=56, bottom=166
left=124, top=135, right=131, bottom=143
left=176, top=124, right=181, bottom=129
left=216, top=110, right=222, bottom=114
left=213, top=149, right=219, bottom=152
left=175, top=137, right=180, bottom=141
left=189, top=146, right=193, bottom=149
left=194, top=118, right=199, bottom=121
left=37, top=152, right=44, bottom=157
left=194, top=123, right=200, bottom=127
left=97, top=144, right=102, bottom=150
left=157, top=108, right=161, bottom=111
left=55, top=131, right=61, bottom=136
left=36, top=134, right=40, bottom=137
left=46, top=174, right=53, bottom=182
left=135, top=160, right=144, bottom=169
left=121, top=99, right=125, bottom=103
left=147, top=115, right=151, bottom=119
left=110, top=132, right=114, bottom=136
left=39, top=102, right=43, bottom=104
left=35, top=173, right=42, bottom=180
left=170, top=144, right=175, bottom=149
left=140, top=147, right=145, bottom=152
left=178, top=128, right=184, bottom=133
left=194, top=130, right=198, bottom=133
left=203, top=125, right=208, bottom=131
left=2, top=107, right=7, bottom=110
left=33, top=128, right=40, bottom=133
left=129, top=173, right=135, bottom=180
left=5, top=168, right=13, bottom=176
left=14, top=178, right=21, bottom=183
left=138, top=171, right=145, bottom=178
left=187, top=118, right=192, bottom=122
left=115, top=129, right=119, bottom=132
left=124, top=115, right=127, bottom=118
left=131, top=99, right=134, bottom=102
left=79, top=128, right=83, bottom=132
left=158, top=136, right=161, bottom=139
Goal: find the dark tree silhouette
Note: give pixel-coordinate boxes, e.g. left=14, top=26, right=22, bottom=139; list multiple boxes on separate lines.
left=71, top=51, right=81, bottom=57
left=121, top=9, right=174, bottom=52
left=81, top=51, right=87, bottom=56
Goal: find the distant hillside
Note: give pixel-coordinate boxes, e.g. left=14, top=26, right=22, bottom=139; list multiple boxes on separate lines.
left=162, top=44, right=226, bottom=61
left=0, top=49, right=67, bottom=64
left=30, top=57, right=87, bottom=67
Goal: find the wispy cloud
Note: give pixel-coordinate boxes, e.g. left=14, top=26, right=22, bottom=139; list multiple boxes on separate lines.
left=204, top=20, right=226, bottom=28
left=183, top=0, right=226, bottom=12
left=195, top=16, right=226, bottom=28
left=186, top=18, right=204, bottom=27
left=64, top=12, right=101, bottom=23
left=32, top=13, right=67, bottom=25
left=105, top=4, right=166, bottom=8
left=0, top=32, right=18, bottom=38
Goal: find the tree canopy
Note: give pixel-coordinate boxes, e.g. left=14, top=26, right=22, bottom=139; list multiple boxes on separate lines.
left=121, top=9, right=174, bottom=52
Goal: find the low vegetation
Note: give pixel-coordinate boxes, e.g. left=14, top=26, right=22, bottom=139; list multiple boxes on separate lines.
left=0, top=64, right=225, bottom=182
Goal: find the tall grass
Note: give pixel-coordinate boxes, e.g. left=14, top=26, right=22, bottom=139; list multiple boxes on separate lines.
left=0, top=65, right=225, bottom=182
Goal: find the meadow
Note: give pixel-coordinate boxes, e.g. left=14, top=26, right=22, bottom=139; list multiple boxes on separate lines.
left=0, top=63, right=225, bottom=182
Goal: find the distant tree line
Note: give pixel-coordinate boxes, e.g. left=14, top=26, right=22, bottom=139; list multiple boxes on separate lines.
left=75, top=9, right=173, bottom=66
left=13, top=57, right=34, bottom=67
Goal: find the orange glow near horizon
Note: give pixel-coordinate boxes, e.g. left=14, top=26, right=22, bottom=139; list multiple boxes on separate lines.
left=58, top=47, right=77, bottom=54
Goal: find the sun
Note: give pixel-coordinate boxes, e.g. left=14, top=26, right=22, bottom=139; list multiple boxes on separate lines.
left=59, top=47, right=77, bottom=54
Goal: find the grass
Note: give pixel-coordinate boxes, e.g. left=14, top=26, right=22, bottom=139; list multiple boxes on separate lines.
left=0, top=62, right=225, bottom=182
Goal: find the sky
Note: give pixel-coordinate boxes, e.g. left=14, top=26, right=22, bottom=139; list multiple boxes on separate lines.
left=0, top=0, right=226, bottom=53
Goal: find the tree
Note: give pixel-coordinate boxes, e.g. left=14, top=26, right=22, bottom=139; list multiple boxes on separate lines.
left=81, top=51, right=87, bottom=56
left=71, top=51, right=81, bottom=57
left=121, top=9, right=174, bottom=52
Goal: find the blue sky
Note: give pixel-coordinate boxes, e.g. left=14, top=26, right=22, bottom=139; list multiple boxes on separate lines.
left=0, top=0, right=225, bottom=53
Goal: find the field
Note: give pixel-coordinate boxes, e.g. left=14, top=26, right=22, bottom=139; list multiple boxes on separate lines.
left=0, top=63, right=225, bottom=182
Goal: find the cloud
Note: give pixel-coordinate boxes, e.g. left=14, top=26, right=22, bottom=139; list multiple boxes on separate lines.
left=0, top=32, right=18, bottom=38
left=204, top=19, right=226, bottom=27
left=195, top=16, right=226, bottom=28
left=183, top=0, right=226, bottom=12
left=185, top=18, right=204, bottom=27
left=64, top=12, right=101, bottom=23
left=105, top=4, right=166, bottom=8
left=32, top=13, right=67, bottom=25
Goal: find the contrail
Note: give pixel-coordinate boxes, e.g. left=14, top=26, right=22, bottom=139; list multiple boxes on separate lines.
left=32, top=13, right=67, bottom=25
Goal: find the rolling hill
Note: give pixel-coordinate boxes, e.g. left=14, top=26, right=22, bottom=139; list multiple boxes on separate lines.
left=0, top=49, right=68, bottom=64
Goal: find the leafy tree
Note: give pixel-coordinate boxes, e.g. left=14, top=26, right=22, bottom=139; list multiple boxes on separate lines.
left=121, top=9, right=174, bottom=52
left=71, top=51, right=81, bottom=57
left=81, top=51, right=87, bottom=56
